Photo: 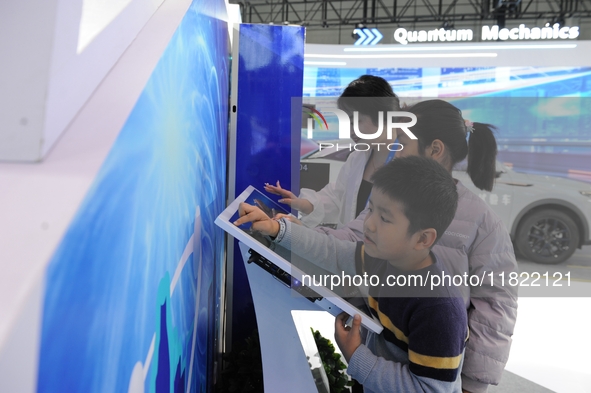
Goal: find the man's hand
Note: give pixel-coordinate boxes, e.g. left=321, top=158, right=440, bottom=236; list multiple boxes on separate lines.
left=233, top=202, right=280, bottom=237
left=264, top=181, right=314, bottom=214
left=335, top=312, right=362, bottom=363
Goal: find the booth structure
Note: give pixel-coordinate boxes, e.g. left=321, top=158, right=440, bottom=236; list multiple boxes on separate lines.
left=226, top=22, right=304, bottom=352
left=226, top=23, right=341, bottom=391
left=1, top=1, right=329, bottom=390
left=2, top=0, right=591, bottom=392
left=237, top=243, right=325, bottom=392
left=1, top=0, right=232, bottom=392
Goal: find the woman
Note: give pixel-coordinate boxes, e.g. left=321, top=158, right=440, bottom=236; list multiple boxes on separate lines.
left=265, top=75, right=400, bottom=228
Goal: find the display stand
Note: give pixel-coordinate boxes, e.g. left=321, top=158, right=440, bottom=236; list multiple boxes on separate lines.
left=218, top=187, right=381, bottom=391
left=238, top=242, right=320, bottom=392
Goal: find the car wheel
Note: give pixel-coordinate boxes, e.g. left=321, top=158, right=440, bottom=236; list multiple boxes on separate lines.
left=516, top=209, right=580, bottom=264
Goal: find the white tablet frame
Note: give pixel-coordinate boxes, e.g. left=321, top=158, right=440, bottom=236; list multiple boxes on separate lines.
left=215, top=185, right=383, bottom=334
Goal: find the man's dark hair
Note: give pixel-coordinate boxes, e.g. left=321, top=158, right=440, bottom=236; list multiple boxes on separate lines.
left=337, top=75, right=400, bottom=126
left=371, top=156, right=458, bottom=243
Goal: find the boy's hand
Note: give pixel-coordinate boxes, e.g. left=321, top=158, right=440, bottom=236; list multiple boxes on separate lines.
left=233, top=202, right=280, bottom=237
left=264, top=181, right=314, bottom=214
left=274, top=213, right=303, bottom=226
left=334, top=312, right=362, bottom=363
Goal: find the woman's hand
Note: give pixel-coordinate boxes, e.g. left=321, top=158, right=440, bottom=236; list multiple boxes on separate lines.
left=233, top=202, right=280, bottom=237
left=264, top=181, right=314, bottom=214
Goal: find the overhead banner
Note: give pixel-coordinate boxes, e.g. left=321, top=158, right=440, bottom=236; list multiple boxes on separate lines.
left=393, top=23, right=580, bottom=45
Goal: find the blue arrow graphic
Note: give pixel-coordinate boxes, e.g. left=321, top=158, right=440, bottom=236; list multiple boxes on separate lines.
left=354, top=27, right=383, bottom=45
left=370, top=28, right=383, bottom=45
left=362, top=28, right=375, bottom=45
left=354, top=28, right=366, bottom=45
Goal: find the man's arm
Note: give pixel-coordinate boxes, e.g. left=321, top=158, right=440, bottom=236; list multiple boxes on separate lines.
left=299, top=182, right=342, bottom=228
left=313, top=209, right=367, bottom=241
left=299, top=151, right=358, bottom=227
left=276, top=219, right=358, bottom=276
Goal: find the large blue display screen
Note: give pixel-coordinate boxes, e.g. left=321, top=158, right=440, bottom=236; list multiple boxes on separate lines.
left=37, top=1, right=228, bottom=392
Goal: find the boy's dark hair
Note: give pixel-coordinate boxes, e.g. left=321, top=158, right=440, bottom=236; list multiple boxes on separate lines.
left=337, top=75, right=400, bottom=126
left=371, top=156, right=458, bottom=243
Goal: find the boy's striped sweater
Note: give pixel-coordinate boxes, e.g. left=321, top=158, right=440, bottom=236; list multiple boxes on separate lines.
left=347, top=242, right=468, bottom=393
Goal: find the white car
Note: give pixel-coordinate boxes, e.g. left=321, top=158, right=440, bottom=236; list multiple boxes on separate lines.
left=300, top=142, right=591, bottom=264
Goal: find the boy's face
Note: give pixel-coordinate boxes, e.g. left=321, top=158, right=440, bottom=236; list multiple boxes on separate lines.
left=363, top=189, right=420, bottom=265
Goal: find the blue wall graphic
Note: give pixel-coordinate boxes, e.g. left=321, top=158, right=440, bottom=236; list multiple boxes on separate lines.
left=37, top=0, right=228, bottom=392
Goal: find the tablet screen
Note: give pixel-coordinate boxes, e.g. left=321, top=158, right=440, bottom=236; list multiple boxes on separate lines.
left=229, top=188, right=289, bottom=248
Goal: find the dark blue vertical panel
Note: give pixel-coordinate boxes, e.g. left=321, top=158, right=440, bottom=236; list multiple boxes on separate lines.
left=235, top=24, right=304, bottom=196
left=232, top=24, right=304, bottom=344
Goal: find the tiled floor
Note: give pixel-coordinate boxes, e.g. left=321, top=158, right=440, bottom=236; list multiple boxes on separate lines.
left=490, top=371, right=555, bottom=393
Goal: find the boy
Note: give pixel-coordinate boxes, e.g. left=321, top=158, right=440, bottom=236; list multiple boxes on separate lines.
left=234, top=156, right=468, bottom=392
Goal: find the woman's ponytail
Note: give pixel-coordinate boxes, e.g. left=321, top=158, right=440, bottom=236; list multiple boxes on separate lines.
left=407, top=100, right=499, bottom=191
left=467, top=123, right=497, bottom=191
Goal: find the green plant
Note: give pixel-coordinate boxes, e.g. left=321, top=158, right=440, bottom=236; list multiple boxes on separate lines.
left=311, top=329, right=353, bottom=393
left=216, top=328, right=353, bottom=393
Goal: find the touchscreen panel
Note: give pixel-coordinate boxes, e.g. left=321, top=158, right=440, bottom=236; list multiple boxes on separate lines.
left=216, top=186, right=383, bottom=333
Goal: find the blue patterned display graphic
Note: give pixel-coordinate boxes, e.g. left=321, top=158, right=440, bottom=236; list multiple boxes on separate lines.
left=304, top=66, right=591, bottom=152
left=304, top=66, right=591, bottom=99
left=304, top=65, right=591, bottom=181
left=37, top=0, right=228, bottom=392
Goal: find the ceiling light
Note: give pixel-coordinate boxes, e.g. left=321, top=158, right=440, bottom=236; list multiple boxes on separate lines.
left=304, top=53, right=497, bottom=59
left=304, top=61, right=347, bottom=66
left=343, top=44, right=577, bottom=52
